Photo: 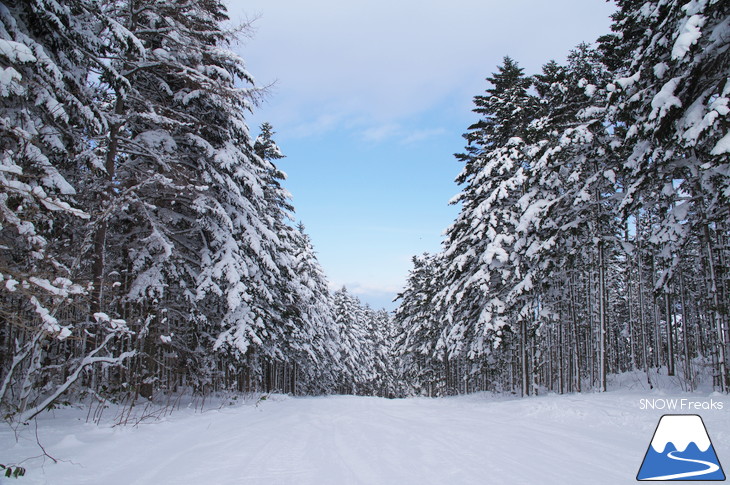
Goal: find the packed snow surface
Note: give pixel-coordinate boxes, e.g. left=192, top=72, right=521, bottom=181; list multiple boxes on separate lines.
left=2, top=386, right=728, bottom=484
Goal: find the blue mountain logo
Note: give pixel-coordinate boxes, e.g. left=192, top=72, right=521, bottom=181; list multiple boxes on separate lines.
left=637, top=414, right=725, bottom=481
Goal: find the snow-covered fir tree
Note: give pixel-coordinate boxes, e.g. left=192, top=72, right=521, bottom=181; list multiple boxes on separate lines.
left=605, top=0, right=730, bottom=389
left=519, top=44, right=620, bottom=392
left=0, top=0, right=135, bottom=421
left=285, top=223, right=341, bottom=394
left=332, top=287, right=372, bottom=394
left=329, top=286, right=395, bottom=396
left=395, top=1, right=730, bottom=396
left=435, top=57, right=538, bottom=395
left=363, top=306, right=397, bottom=397
left=394, top=253, right=447, bottom=396
left=74, top=0, right=288, bottom=398
left=1, top=0, right=389, bottom=417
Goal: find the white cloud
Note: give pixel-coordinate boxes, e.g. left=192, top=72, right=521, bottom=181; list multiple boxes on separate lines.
left=361, top=123, right=402, bottom=142
left=402, top=128, right=447, bottom=144
left=289, top=112, right=346, bottom=138
left=359, top=123, right=446, bottom=144
left=228, top=0, right=616, bottom=137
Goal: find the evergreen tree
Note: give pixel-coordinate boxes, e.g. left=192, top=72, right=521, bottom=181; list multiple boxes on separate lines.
left=606, top=0, right=730, bottom=388
left=287, top=223, right=340, bottom=394
left=0, top=0, right=383, bottom=414
left=436, top=57, right=537, bottom=394
left=361, top=306, right=396, bottom=396
left=394, top=253, right=446, bottom=396
left=519, top=44, right=619, bottom=391
left=394, top=1, right=729, bottom=397
left=0, top=0, right=134, bottom=419
left=333, top=287, right=371, bottom=393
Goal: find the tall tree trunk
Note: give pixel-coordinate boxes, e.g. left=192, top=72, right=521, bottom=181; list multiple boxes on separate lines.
left=679, top=270, right=692, bottom=385
left=704, top=224, right=728, bottom=392
left=90, top=96, right=124, bottom=317
left=558, top=310, right=564, bottom=394
left=570, top=271, right=582, bottom=392
left=637, top=242, right=649, bottom=375
left=521, top=318, right=528, bottom=397
left=651, top=255, right=663, bottom=371
left=587, top=266, right=596, bottom=387
left=598, top=242, right=607, bottom=392
left=626, top=225, right=636, bottom=369
left=665, top=291, right=675, bottom=376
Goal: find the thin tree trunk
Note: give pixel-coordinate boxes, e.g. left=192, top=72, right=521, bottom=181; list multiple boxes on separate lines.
left=570, top=271, right=582, bottom=393
left=521, top=318, right=528, bottom=397
left=637, top=245, right=649, bottom=374
left=598, top=242, right=607, bottom=392
left=587, top=266, right=595, bottom=387
left=679, top=270, right=692, bottom=385
left=665, top=291, right=675, bottom=376
left=626, top=225, right=636, bottom=369
left=704, top=224, right=728, bottom=392
left=90, top=96, right=124, bottom=317
left=651, top=255, right=663, bottom=371
left=558, top=309, right=564, bottom=394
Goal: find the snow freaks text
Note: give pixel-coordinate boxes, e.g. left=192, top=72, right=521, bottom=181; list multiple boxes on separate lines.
left=639, top=399, right=724, bottom=411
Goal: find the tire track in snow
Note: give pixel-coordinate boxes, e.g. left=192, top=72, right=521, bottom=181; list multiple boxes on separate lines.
left=7, top=392, right=716, bottom=485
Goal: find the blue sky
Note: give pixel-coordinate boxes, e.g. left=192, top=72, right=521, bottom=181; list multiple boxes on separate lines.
left=226, top=0, right=617, bottom=310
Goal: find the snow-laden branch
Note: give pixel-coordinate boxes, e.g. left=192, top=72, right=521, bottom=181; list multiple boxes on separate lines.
left=17, top=332, right=136, bottom=423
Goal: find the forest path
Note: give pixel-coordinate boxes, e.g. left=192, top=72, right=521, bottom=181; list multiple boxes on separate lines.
left=3, top=391, right=728, bottom=484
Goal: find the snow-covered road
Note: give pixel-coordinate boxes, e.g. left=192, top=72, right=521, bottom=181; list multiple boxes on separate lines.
left=2, top=390, right=728, bottom=484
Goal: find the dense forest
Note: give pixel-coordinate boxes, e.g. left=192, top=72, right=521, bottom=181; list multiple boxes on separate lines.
left=0, top=0, right=395, bottom=422
left=395, top=0, right=730, bottom=396
left=0, top=0, right=728, bottom=423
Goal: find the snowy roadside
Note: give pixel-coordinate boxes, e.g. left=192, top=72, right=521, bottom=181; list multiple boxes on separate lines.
left=1, top=384, right=727, bottom=485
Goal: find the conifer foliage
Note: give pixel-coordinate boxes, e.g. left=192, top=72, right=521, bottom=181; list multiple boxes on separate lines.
left=0, top=0, right=394, bottom=421
left=0, top=0, right=133, bottom=422
left=396, top=0, right=730, bottom=396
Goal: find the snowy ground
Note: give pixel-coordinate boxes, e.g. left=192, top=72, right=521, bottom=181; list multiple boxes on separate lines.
left=2, top=380, right=728, bottom=484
